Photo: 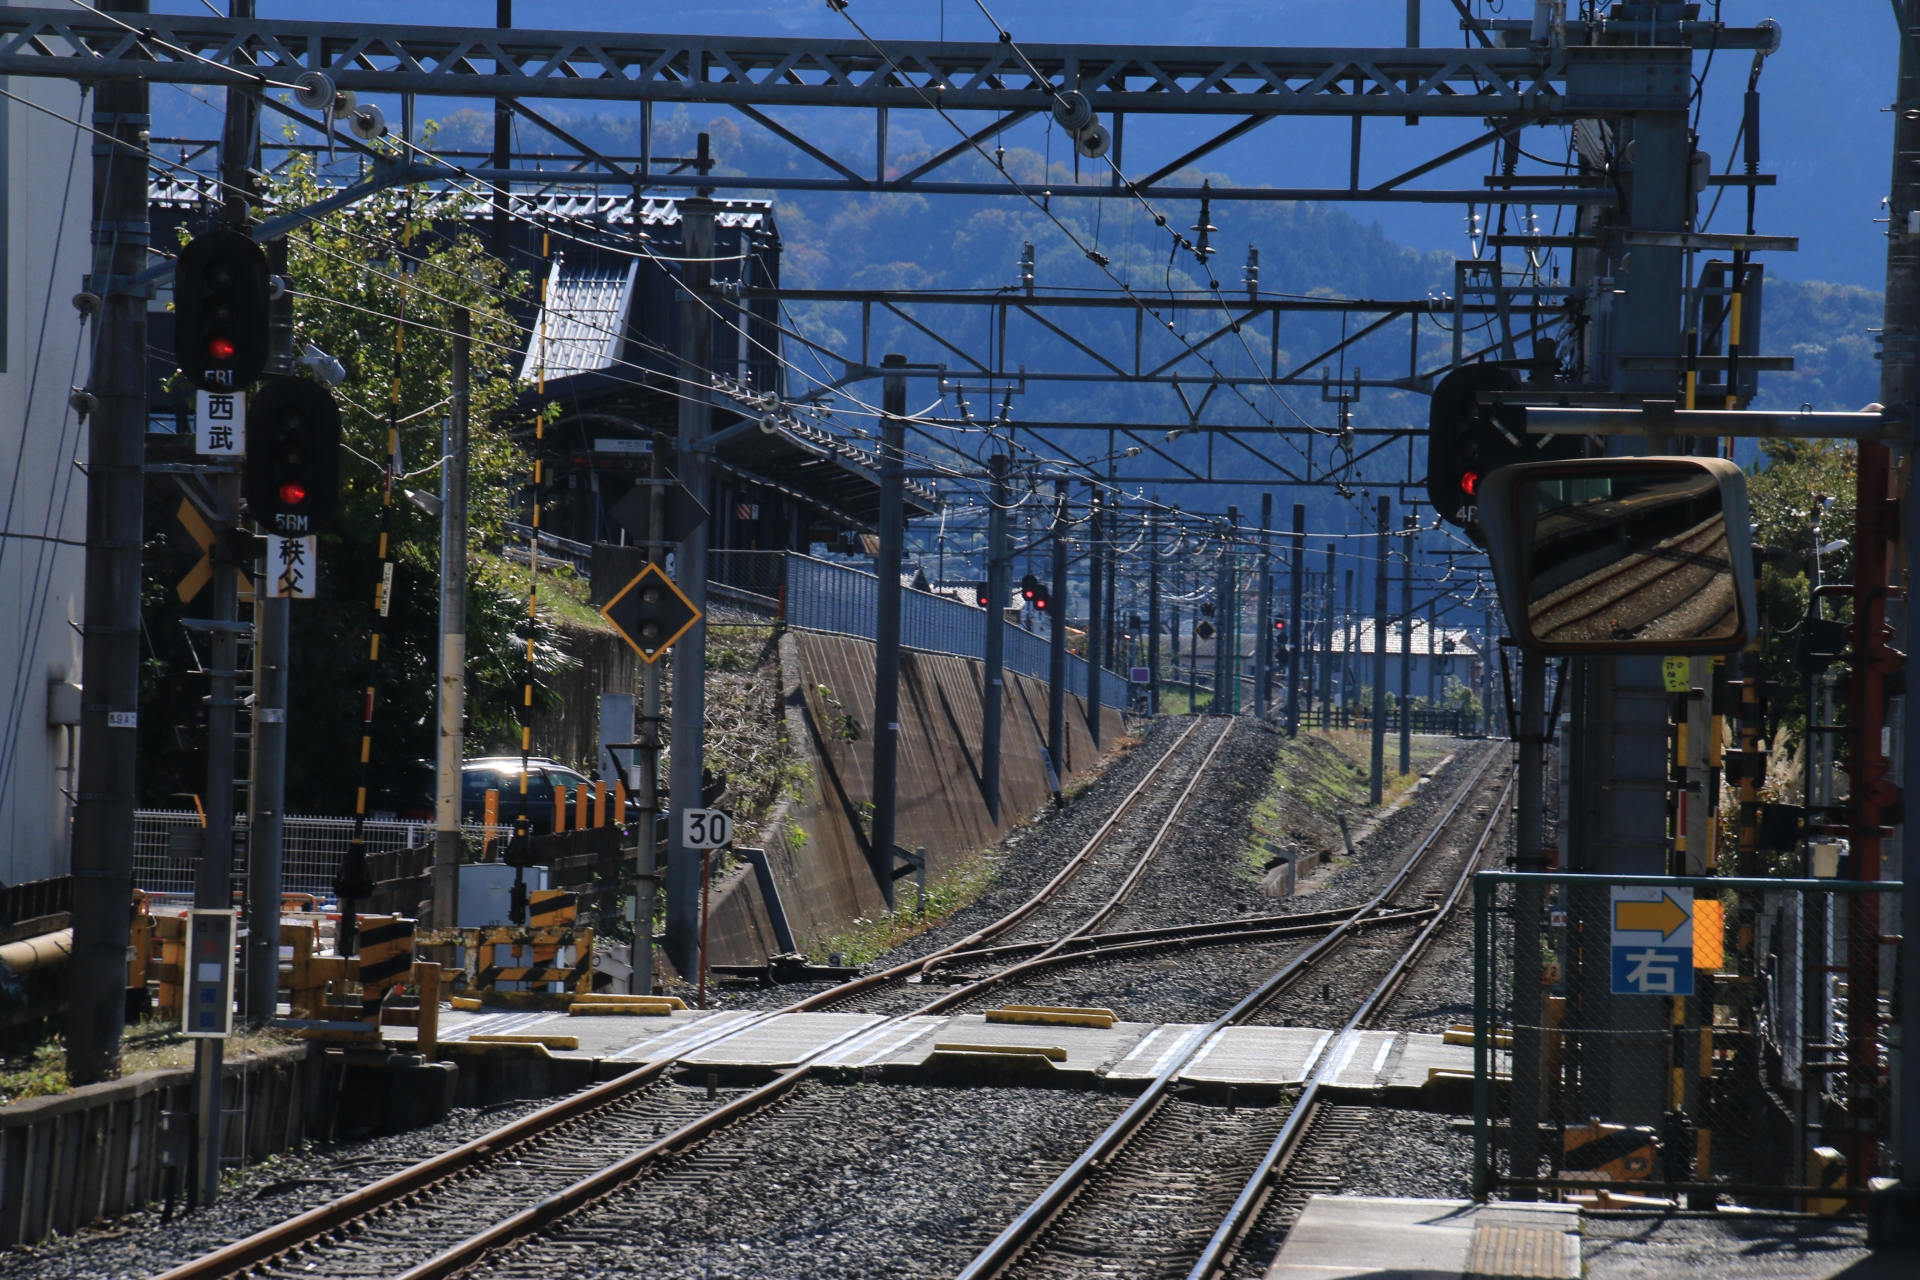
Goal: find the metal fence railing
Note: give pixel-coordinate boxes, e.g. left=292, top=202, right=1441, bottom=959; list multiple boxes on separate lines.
left=134, top=809, right=484, bottom=901
left=1472, top=870, right=1903, bottom=1209
left=709, top=550, right=1128, bottom=709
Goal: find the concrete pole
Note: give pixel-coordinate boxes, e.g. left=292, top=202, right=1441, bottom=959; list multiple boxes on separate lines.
left=1370, top=497, right=1389, bottom=805
left=1085, top=488, right=1103, bottom=745
left=634, top=433, right=666, bottom=994
left=432, top=308, right=470, bottom=930
left=1320, top=542, right=1336, bottom=726
left=982, top=455, right=1009, bottom=822
left=1146, top=506, right=1161, bottom=716
left=245, top=235, right=294, bottom=1022
left=1047, top=480, right=1068, bottom=797
left=869, top=354, right=908, bottom=905
left=1399, top=514, right=1414, bottom=772
left=1880, top=0, right=1920, bottom=1232
left=1214, top=511, right=1235, bottom=714
left=1287, top=501, right=1305, bottom=737
left=1511, top=648, right=1547, bottom=1198
left=1254, top=496, right=1272, bottom=723
left=188, top=9, right=260, bottom=1200
left=666, top=196, right=715, bottom=978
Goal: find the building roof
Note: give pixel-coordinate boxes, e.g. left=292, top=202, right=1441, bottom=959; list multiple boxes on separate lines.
left=703, top=413, right=939, bottom=526
left=520, top=256, right=638, bottom=382
left=1329, top=621, right=1482, bottom=658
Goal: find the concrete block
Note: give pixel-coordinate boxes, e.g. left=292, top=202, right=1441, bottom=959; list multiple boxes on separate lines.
left=386, top=1056, right=457, bottom=1132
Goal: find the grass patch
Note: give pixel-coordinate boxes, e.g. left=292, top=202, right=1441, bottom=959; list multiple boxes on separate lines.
left=0, top=1020, right=298, bottom=1106
left=1154, top=688, right=1217, bottom=716
left=804, top=855, right=1003, bottom=966
left=1241, top=728, right=1457, bottom=880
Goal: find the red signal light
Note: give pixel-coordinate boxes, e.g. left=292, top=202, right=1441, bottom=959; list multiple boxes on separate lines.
left=208, top=335, right=237, bottom=361
left=1460, top=469, right=1480, bottom=497
left=278, top=481, right=308, bottom=505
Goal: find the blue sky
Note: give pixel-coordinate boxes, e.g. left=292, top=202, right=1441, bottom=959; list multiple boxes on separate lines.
left=177, top=1, right=1898, bottom=290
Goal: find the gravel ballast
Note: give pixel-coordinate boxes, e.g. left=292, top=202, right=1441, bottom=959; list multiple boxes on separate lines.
left=0, top=1098, right=550, bottom=1280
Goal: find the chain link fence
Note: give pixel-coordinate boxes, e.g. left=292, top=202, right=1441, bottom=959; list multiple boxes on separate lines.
left=1473, top=871, right=1900, bottom=1209
left=134, top=809, right=490, bottom=903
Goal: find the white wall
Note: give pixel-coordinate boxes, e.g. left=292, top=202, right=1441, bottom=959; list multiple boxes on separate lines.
left=0, top=53, right=90, bottom=885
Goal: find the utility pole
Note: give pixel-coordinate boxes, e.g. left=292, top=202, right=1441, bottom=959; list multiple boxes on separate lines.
left=431, top=308, right=470, bottom=930
left=982, top=455, right=1009, bottom=821
left=1319, top=543, right=1335, bottom=727
left=1889, top=0, right=1920, bottom=1237
left=1146, top=505, right=1161, bottom=716
left=1287, top=502, right=1305, bottom=737
left=1511, top=649, right=1547, bottom=1198
left=1047, top=479, right=1068, bottom=798
left=633, top=432, right=666, bottom=994
left=1370, top=497, right=1389, bottom=805
left=187, top=14, right=259, bottom=1204
left=869, top=353, right=908, bottom=905
left=1085, top=487, right=1103, bottom=746
left=1399, top=514, right=1413, bottom=773
left=1482, top=605, right=1497, bottom=734
left=1254, top=495, right=1272, bottom=723
left=666, top=192, right=715, bottom=978
left=245, top=234, right=293, bottom=1021
left=1215, top=510, right=1236, bottom=714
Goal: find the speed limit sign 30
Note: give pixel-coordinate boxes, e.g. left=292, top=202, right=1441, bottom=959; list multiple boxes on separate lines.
left=682, top=808, right=733, bottom=849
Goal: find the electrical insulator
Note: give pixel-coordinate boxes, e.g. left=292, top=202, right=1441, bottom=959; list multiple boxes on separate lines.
left=1018, top=242, right=1035, bottom=296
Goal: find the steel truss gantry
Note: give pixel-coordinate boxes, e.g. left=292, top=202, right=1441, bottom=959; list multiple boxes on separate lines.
left=0, top=9, right=1764, bottom=207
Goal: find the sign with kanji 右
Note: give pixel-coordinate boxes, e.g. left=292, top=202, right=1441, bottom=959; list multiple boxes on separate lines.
left=195, top=389, right=244, bottom=455
left=1609, top=885, right=1694, bottom=995
left=268, top=535, right=317, bottom=599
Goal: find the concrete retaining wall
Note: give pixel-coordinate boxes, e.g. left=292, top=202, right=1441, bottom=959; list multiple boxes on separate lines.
left=698, top=631, right=1126, bottom=964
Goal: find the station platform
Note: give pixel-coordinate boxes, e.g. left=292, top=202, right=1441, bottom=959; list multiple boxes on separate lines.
left=421, top=1006, right=1486, bottom=1094
left=1264, top=1196, right=1580, bottom=1280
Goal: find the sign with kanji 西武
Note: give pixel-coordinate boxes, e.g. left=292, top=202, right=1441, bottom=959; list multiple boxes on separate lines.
left=1610, top=885, right=1694, bottom=995
left=268, top=535, right=317, bottom=599
left=196, top=389, right=244, bottom=455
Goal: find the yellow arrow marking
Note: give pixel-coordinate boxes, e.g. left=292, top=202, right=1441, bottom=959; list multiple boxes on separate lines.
left=1614, top=892, right=1690, bottom=941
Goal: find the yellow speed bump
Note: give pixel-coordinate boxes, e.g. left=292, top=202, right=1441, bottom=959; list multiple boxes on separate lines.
left=450, top=996, right=483, bottom=1012
left=1442, top=1024, right=1513, bottom=1049
left=467, top=1033, right=580, bottom=1050
left=569, top=1002, right=676, bottom=1017
left=572, top=993, right=688, bottom=1009
left=985, top=1005, right=1116, bottom=1029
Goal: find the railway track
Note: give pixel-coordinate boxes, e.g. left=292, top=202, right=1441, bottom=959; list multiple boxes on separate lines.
left=157, top=724, right=1501, bottom=1280
left=155, top=716, right=1243, bottom=1280
left=955, top=750, right=1514, bottom=1280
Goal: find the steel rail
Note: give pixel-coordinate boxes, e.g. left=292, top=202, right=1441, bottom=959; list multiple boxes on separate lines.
left=1185, top=766, right=1519, bottom=1280
left=382, top=718, right=1240, bottom=1280
left=955, top=748, right=1507, bottom=1280
left=155, top=717, right=1220, bottom=1280
left=789, top=716, right=1219, bottom=1012
left=920, top=904, right=1381, bottom=969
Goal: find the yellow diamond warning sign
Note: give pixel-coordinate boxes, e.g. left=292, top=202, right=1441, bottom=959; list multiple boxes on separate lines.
left=600, top=562, right=700, bottom=663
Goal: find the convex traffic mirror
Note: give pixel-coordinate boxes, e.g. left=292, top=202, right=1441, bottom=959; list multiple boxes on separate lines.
left=1479, top=456, right=1756, bottom=653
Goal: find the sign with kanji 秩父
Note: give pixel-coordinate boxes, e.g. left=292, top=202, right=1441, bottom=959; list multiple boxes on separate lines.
left=269, top=535, right=317, bottom=599
left=1610, top=885, right=1694, bottom=995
